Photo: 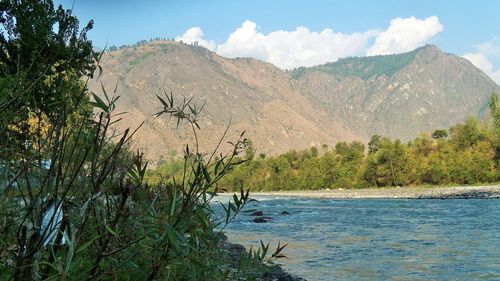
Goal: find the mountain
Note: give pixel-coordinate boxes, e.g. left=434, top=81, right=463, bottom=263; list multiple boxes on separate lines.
left=291, top=45, right=500, bottom=140
left=88, top=42, right=500, bottom=163
left=89, top=41, right=356, bottom=162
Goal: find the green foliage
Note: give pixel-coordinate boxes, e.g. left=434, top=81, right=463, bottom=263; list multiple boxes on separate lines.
left=129, top=51, right=153, bottom=65
left=245, top=138, right=255, bottom=160
left=364, top=139, right=414, bottom=186
left=289, top=46, right=423, bottom=80
left=0, top=80, right=261, bottom=280
left=368, top=135, right=382, bottom=154
left=450, top=117, right=487, bottom=149
left=0, top=0, right=97, bottom=159
left=432, top=129, right=448, bottom=139
left=1, top=1, right=281, bottom=280
left=149, top=144, right=366, bottom=191
left=236, top=241, right=288, bottom=280
left=147, top=112, right=500, bottom=191
left=488, top=93, right=500, bottom=166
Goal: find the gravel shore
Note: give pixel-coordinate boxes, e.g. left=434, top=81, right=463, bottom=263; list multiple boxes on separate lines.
left=241, top=185, right=500, bottom=199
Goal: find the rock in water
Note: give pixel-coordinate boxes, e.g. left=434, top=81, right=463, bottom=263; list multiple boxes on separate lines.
left=250, top=211, right=264, bottom=216
left=253, top=216, right=273, bottom=223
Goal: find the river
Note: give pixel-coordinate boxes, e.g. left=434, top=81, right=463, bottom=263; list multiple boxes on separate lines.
left=215, top=196, right=500, bottom=280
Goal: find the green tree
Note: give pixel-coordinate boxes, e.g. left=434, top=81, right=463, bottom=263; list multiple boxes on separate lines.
left=368, top=135, right=382, bottom=154
left=432, top=129, right=448, bottom=139
left=1, top=0, right=97, bottom=156
left=333, top=141, right=365, bottom=188
left=270, top=156, right=293, bottom=190
left=363, top=138, right=414, bottom=186
left=310, top=146, right=319, bottom=157
left=412, top=133, right=434, bottom=157
left=449, top=141, right=495, bottom=184
left=336, top=141, right=364, bottom=162
left=488, top=93, right=500, bottom=166
left=489, top=93, right=500, bottom=129
left=419, top=152, right=451, bottom=184
left=450, top=117, right=486, bottom=149
left=362, top=154, right=378, bottom=186
left=319, top=151, right=341, bottom=188
left=245, top=138, right=255, bottom=160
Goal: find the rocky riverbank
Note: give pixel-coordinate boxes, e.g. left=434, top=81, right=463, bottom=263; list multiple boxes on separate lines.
left=240, top=185, right=500, bottom=199
left=219, top=234, right=306, bottom=281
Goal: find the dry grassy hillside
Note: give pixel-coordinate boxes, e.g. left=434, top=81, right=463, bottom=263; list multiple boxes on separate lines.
left=89, top=42, right=499, bottom=163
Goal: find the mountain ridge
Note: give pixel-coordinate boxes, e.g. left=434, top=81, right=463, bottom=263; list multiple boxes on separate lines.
left=89, top=41, right=500, bottom=163
left=289, top=45, right=425, bottom=80
left=294, top=44, right=499, bottom=140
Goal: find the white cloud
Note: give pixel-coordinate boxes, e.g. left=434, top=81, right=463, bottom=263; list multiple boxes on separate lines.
left=215, top=21, right=269, bottom=62
left=476, top=39, right=500, bottom=61
left=176, top=16, right=444, bottom=69
left=463, top=52, right=500, bottom=84
left=492, top=72, right=500, bottom=85
left=367, top=16, right=443, bottom=56
left=463, top=53, right=493, bottom=73
left=175, top=27, right=216, bottom=50
left=216, top=20, right=377, bottom=69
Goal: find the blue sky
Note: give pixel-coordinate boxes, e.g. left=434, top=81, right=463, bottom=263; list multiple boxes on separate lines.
left=56, top=0, right=500, bottom=82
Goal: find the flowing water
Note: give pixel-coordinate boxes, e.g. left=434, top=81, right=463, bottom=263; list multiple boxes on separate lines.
left=214, top=196, right=500, bottom=280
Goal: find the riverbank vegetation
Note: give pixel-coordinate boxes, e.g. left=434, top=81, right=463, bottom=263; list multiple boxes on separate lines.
left=0, top=1, right=287, bottom=280
left=148, top=97, right=500, bottom=191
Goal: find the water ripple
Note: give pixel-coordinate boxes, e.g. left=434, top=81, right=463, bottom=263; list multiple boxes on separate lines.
left=215, top=197, right=500, bottom=281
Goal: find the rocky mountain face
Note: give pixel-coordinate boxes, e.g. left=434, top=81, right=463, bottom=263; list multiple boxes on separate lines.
left=89, top=42, right=499, bottom=163
left=292, top=45, right=499, bottom=140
